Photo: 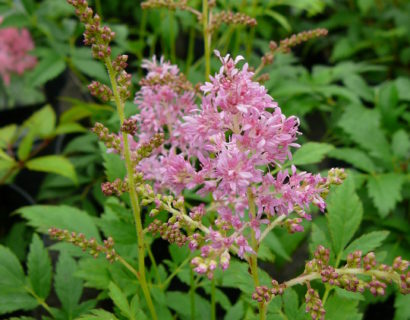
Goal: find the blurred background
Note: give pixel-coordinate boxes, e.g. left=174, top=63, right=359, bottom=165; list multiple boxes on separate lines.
left=0, top=0, right=409, bottom=319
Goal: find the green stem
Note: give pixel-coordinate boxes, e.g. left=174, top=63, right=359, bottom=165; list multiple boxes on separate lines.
left=185, top=27, right=196, bottom=74
left=246, top=0, right=258, bottom=58
left=211, top=277, right=216, bottom=320
left=247, top=188, right=266, bottom=320
left=169, top=11, right=176, bottom=63
left=190, top=268, right=196, bottom=320
left=161, top=255, right=192, bottom=290
left=202, top=0, right=211, bottom=79
left=25, top=287, right=54, bottom=317
left=95, top=0, right=102, bottom=16
left=147, top=244, right=162, bottom=285
left=105, top=57, right=157, bottom=320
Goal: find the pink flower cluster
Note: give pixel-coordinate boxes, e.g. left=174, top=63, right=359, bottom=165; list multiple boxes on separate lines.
left=0, top=20, right=37, bottom=85
left=130, top=52, right=330, bottom=275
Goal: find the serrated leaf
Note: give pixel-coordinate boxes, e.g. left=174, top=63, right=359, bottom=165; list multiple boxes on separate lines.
left=339, top=104, right=391, bottom=163
left=77, top=309, right=119, bottom=320
left=29, top=53, right=66, bottom=87
left=101, top=145, right=126, bottom=181
left=328, top=148, right=376, bottom=173
left=392, top=130, right=410, bottom=159
left=0, top=245, right=26, bottom=291
left=343, top=74, right=374, bottom=102
left=342, top=231, right=389, bottom=259
left=394, top=294, right=410, bottom=320
left=264, top=232, right=291, bottom=261
left=27, top=234, right=52, bottom=299
left=326, top=177, right=363, bottom=256
left=55, top=252, right=83, bottom=316
left=324, top=295, right=362, bottom=320
left=17, top=205, right=100, bottom=240
left=292, top=142, right=334, bottom=166
left=108, top=282, right=133, bottom=319
left=0, top=293, right=38, bottom=314
left=0, top=246, right=37, bottom=314
left=310, top=222, right=332, bottom=256
left=71, top=57, right=109, bottom=83
left=367, top=173, right=405, bottom=217
left=26, top=155, right=77, bottom=183
left=224, top=300, right=244, bottom=320
left=334, top=287, right=364, bottom=301
left=76, top=258, right=111, bottom=290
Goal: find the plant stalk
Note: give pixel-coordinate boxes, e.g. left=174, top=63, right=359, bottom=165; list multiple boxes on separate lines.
left=202, top=0, right=211, bottom=79
left=105, top=57, right=158, bottom=320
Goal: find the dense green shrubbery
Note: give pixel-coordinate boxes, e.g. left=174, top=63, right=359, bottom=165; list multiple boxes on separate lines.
left=0, top=0, right=408, bottom=319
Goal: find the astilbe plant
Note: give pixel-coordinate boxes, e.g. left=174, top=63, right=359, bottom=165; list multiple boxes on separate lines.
left=50, top=1, right=410, bottom=319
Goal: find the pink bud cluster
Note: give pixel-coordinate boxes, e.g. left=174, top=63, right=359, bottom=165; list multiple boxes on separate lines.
left=67, top=0, right=114, bottom=60
left=92, top=122, right=121, bottom=153
left=210, top=11, right=257, bottom=32
left=88, top=81, right=113, bottom=102
left=305, top=288, right=325, bottom=320
left=0, top=24, right=37, bottom=85
left=252, top=279, right=286, bottom=302
left=49, top=227, right=117, bottom=262
left=254, top=246, right=409, bottom=319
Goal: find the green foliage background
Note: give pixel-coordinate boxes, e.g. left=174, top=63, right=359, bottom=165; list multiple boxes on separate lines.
left=0, top=0, right=409, bottom=319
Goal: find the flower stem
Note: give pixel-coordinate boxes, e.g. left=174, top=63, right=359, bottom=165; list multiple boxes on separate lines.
left=211, top=276, right=216, bottom=320
left=202, top=0, right=211, bottom=79
left=105, top=57, right=157, bottom=320
left=25, top=286, right=54, bottom=317
left=247, top=188, right=266, bottom=320
left=190, top=268, right=196, bottom=320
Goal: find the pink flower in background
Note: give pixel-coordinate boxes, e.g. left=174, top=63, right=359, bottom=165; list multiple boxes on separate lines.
left=0, top=22, right=37, bottom=85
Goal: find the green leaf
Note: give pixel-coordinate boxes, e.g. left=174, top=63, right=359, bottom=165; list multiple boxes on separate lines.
left=394, top=294, right=410, bottom=320
left=342, top=231, right=389, bottom=259
left=27, top=234, right=52, bottom=299
left=392, top=130, right=410, bottom=159
left=29, top=52, right=66, bottom=87
left=0, top=245, right=26, bottom=291
left=0, top=293, right=38, bottom=315
left=54, top=123, right=87, bottom=135
left=263, top=232, right=291, bottom=261
left=264, top=10, right=291, bottom=32
left=71, top=57, right=109, bottom=83
left=76, top=258, right=111, bottom=290
left=55, top=252, right=83, bottom=316
left=338, top=104, right=391, bottom=163
left=224, top=300, right=244, bottom=320
left=0, top=159, right=15, bottom=171
left=292, top=142, right=334, bottom=166
left=26, top=155, right=77, bottom=183
left=310, top=221, right=332, bottom=256
left=326, top=177, right=363, bottom=256
left=324, top=295, right=362, bottom=320
left=22, top=105, right=56, bottom=138
left=108, top=282, right=133, bottom=319
left=0, top=124, right=17, bottom=149
left=17, top=205, right=101, bottom=240
left=17, top=132, right=35, bottom=161
left=77, top=309, right=119, bottom=320
left=328, top=148, right=376, bottom=173
left=283, top=288, right=304, bottom=319
left=357, top=0, right=374, bottom=14
left=0, top=149, right=13, bottom=162
left=101, top=144, right=126, bottom=181
left=0, top=246, right=38, bottom=314
left=343, top=74, right=374, bottom=102
left=367, top=173, right=405, bottom=217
